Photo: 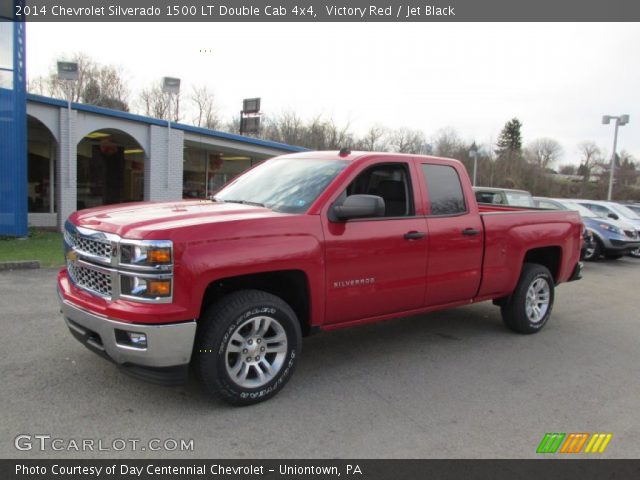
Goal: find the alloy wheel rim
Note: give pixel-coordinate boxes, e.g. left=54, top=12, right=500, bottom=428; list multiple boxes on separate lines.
left=525, top=278, right=550, bottom=324
left=225, top=316, right=288, bottom=389
left=584, top=245, right=596, bottom=259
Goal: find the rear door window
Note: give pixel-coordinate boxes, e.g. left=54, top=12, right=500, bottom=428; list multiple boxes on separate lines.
left=422, top=164, right=467, bottom=215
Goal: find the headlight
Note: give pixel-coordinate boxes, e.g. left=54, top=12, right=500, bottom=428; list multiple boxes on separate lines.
left=120, top=240, right=173, bottom=268
left=599, top=224, right=623, bottom=235
left=120, top=275, right=172, bottom=300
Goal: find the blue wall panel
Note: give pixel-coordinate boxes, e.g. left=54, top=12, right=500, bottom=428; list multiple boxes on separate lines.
left=0, top=14, right=27, bottom=236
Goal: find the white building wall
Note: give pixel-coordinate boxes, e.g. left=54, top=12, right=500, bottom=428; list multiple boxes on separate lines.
left=27, top=99, right=294, bottom=230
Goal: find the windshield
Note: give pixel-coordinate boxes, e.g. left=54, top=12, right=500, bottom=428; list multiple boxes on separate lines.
left=610, top=203, right=640, bottom=220
left=559, top=201, right=598, bottom=218
left=505, top=191, right=535, bottom=207
left=215, top=158, right=349, bottom=213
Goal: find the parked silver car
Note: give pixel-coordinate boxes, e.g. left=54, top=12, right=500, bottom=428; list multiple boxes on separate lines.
left=534, top=198, right=640, bottom=260
left=572, top=200, right=640, bottom=258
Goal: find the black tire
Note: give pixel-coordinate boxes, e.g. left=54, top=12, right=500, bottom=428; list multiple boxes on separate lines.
left=501, top=263, right=555, bottom=334
left=194, top=290, right=302, bottom=406
left=583, top=237, right=601, bottom=261
left=604, top=254, right=623, bottom=260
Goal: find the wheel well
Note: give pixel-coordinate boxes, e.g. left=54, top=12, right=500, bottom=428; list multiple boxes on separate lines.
left=523, top=246, right=561, bottom=282
left=202, top=270, right=311, bottom=335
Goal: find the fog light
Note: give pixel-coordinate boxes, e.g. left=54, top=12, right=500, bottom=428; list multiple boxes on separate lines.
left=115, top=329, right=147, bottom=349
left=128, top=332, right=147, bottom=347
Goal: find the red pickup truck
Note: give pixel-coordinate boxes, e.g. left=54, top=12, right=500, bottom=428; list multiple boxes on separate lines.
left=58, top=151, right=583, bottom=405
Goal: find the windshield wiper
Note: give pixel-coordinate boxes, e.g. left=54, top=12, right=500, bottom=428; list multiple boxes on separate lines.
left=220, top=199, right=267, bottom=208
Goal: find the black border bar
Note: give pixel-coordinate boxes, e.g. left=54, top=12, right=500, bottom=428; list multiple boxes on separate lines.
left=4, top=459, right=640, bottom=480
left=11, top=0, right=640, bottom=22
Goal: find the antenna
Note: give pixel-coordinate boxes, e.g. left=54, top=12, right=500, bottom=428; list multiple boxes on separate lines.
left=339, top=147, right=351, bottom=157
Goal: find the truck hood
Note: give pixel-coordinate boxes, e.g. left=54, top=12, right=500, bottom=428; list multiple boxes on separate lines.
left=70, top=200, right=286, bottom=239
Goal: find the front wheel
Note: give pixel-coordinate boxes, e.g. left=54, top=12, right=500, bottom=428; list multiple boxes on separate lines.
left=194, top=290, right=302, bottom=406
left=583, top=237, right=601, bottom=261
left=501, top=263, right=555, bottom=334
left=628, top=248, right=640, bottom=258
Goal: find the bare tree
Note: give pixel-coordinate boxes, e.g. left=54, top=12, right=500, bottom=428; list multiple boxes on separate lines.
left=432, top=127, right=463, bottom=157
left=29, top=53, right=129, bottom=110
left=261, top=111, right=304, bottom=145
left=355, top=125, right=389, bottom=152
left=389, top=128, right=428, bottom=154
left=324, top=119, right=354, bottom=150
left=617, top=150, right=638, bottom=187
left=191, top=84, right=221, bottom=130
left=138, top=80, right=181, bottom=121
left=526, top=138, right=563, bottom=170
left=577, top=141, right=601, bottom=179
left=27, top=76, right=48, bottom=96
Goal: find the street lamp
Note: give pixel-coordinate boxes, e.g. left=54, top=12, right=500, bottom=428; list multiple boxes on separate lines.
left=602, top=114, right=630, bottom=201
left=57, top=61, right=78, bottom=187
left=162, top=77, right=180, bottom=188
left=469, top=144, right=482, bottom=186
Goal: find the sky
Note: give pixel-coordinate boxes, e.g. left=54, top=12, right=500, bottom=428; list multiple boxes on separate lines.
left=26, top=22, right=640, bottom=166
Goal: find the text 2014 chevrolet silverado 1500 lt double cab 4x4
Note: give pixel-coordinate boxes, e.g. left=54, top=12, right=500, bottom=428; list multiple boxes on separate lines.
left=58, top=151, right=583, bottom=405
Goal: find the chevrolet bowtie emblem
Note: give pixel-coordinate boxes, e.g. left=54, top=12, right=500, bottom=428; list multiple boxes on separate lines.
left=66, top=250, right=78, bottom=263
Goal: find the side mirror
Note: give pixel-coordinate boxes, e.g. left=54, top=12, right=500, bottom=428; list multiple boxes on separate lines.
left=608, top=213, right=619, bottom=220
left=331, top=195, right=385, bottom=221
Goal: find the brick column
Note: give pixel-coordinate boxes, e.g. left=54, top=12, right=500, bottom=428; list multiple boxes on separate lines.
left=57, top=107, right=77, bottom=231
left=147, top=125, right=184, bottom=201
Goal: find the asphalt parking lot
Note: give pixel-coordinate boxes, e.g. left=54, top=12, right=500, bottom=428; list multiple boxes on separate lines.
left=1, top=258, right=639, bottom=459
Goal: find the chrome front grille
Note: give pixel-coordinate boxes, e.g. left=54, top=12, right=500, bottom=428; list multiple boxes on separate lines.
left=64, top=228, right=112, bottom=261
left=67, top=260, right=112, bottom=298
left=63, top=221, right=173, bottom=303
left=75, top=235, right=112, bottom=259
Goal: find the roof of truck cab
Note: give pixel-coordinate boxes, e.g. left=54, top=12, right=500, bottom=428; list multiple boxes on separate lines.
left=279, top=150, right=456, bottom=163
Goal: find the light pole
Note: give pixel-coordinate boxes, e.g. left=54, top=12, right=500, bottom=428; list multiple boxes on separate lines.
left=602, top=114, right=629, bottom=201
left=57, top=61, right=78, bottom=188
left=469, top=144, right=482, bottom=186
left=162, top=77, right=180, bottom=189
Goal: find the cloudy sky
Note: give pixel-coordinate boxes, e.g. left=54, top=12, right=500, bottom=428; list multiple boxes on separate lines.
left=26, top=22, right=639, bottom=165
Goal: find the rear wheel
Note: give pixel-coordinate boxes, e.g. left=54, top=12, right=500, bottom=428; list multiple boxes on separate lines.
left=194, top=290, right=302, bottom=406
left=501, top=263, right=554, bottom=334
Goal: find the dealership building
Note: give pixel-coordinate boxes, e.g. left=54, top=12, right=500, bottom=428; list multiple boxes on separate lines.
left=0, top=16, right=304, bottom=236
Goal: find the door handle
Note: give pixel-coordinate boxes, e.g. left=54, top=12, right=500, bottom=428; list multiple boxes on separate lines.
left=462, top=228, right=480, bottom=236
left=404, top=231, right=426, bottom=240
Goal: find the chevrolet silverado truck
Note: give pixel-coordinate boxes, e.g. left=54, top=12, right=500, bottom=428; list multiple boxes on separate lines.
left=58, top=151, right=583, bottom=405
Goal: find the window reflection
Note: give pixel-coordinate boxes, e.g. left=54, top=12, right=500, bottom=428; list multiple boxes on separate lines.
left=182, top=144, right=260, bottom=199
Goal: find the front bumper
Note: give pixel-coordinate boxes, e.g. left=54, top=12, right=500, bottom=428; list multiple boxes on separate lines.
left=600, top=237, right=640, bottom=254
left=59, top=287, right=196, bottom=384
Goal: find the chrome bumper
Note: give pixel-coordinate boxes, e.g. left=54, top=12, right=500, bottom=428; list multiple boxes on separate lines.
left=59, top=291, right=196, bottom=368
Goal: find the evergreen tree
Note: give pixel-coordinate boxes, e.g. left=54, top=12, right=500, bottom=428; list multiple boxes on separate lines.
left=495, top=118, right=523, bottom=157
left=494, top=118, right=523, bottom=185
